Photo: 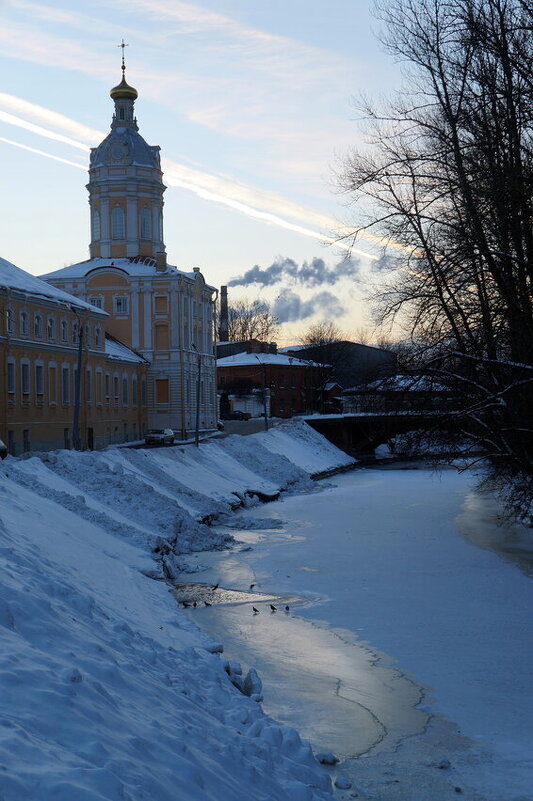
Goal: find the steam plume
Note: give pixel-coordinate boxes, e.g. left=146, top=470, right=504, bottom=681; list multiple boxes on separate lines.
left=228, top=256, right=360, bottom=288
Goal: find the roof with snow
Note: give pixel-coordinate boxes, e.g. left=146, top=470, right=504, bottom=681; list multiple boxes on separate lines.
left=217, top=352, right=322, bottom=368
left=0, top=256, right=106, bottom=315
left=344, top=374, right=449, bottom=393
left=105, top=336, right=147, bottom=364
left=41, top=257, right=212, bottom=287
left=279, top=341, right=393, bottom=355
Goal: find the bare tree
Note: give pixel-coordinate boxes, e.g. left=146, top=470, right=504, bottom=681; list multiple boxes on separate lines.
left=339, top=0, right=533, bottom=516
left=299, top=321, right=344, bottom=347
left=227, top=298, right=279, bottom=342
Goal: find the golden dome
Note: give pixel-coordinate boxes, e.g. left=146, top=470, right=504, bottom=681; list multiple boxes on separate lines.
left=110, top=75, right=138, bottom=100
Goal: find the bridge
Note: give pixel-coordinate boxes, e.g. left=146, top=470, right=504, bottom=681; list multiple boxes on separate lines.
left=303, top=411, right=455, bottom=457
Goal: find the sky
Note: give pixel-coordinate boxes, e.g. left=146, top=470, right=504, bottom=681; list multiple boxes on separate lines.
left=0, top=0, right=404, bottom=343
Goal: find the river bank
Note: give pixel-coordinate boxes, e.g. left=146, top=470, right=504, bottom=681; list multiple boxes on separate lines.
left=176, top=465, right=533, bottom=801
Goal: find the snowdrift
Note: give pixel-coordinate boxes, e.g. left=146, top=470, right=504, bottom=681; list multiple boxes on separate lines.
left=0, top=422, right=353, bottom=801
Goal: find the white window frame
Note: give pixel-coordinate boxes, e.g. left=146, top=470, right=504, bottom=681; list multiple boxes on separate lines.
left=7, top=360, right=15, bottom=394
left=35, top=363, right=44, bottom=396
left=114, top=295, right=129, bottom=315
left=21, top=361, right=30, bottom=396
left=111, top=204, right=125, bottom=239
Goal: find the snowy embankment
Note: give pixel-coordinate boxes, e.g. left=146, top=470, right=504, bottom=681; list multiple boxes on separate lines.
left=0, top=421, right=353, bottom=801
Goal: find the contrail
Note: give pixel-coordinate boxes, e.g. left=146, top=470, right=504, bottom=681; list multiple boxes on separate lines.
left=0, top=137, right=87, bottom=169
left=0, top=110, right=91, bottom=152
left=0, top=95, right=385, bottom=259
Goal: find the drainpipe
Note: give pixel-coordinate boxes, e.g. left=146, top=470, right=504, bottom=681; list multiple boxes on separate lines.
left=71, top=306, right=83, bottom=450
left=191, top=342, right=201, bottom=446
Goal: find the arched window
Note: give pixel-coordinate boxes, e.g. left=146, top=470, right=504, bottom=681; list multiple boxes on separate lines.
left=20, top=310, right=28, bottom=336
left=94, top=326, right=101, bottom=348
left=61, top=320, right=68, bottom=343
left=47, top=316, right=56, bottom=342
left=5, top=308, right=14, bottom=334
left=111, top=205, right=125, bottom=239
left=92, top=210, right=101, bottom=240
left=34, top=313, right=42, bottom=338
left=140, top=206, right=152, bottom=239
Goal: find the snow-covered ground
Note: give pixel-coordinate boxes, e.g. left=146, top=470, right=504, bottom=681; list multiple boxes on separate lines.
left=1, top=421, right=531, bottom=801
left=0, top=422, right=353, bottom=801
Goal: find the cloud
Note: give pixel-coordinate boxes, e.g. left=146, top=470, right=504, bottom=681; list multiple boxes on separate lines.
left=112, top=0, right=347, bottom=86
left=273, top=289, right=346, bottom=323
left=229, top=256, right=360, bottom=288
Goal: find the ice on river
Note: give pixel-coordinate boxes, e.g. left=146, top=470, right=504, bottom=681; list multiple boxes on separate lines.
left=179, top=466, right=533, bottom=801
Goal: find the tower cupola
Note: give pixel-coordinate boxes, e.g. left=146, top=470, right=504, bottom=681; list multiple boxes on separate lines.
left=87, top=43, right=167, bottom=261
left=110, top=43, right=139, bottom=131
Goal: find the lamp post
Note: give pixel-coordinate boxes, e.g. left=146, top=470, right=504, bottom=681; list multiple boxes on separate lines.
left=191, top=343, right=201, bottom=447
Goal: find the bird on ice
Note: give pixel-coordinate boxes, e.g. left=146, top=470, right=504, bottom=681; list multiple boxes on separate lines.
left=285, top=605, right=290, bottom=612
left=252, top=607, right=259, bottom=615
left=211, top=582, right=219, bottom=591
left=249, top=583, right=255, bottom=590
left=270, top=604, right=277, bottom=612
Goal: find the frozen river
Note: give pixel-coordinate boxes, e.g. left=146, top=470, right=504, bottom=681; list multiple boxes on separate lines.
left=178, top=465, right=533, bottom=800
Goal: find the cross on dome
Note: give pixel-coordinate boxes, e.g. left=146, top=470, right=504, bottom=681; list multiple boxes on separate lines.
left=110, top=39, right=138, bottom=102
left=118, top=39, right=128, bottom=76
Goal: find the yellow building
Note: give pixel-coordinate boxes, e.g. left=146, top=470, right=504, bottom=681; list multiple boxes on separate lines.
left=42, top=63, right=218, bottom=439
left=0, top=256, right=147, bottom=454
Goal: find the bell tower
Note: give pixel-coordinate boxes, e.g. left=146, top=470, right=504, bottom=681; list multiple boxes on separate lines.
left=87, top=43, right=167, bottom=262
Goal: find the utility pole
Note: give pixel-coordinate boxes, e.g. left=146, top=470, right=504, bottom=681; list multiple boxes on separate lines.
left=254, top=355, right=269, bottom=431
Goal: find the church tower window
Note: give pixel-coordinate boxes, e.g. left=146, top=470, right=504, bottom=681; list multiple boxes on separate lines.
left=111, top=205, right=125, bottom=239
left=92, top=210, right=101, bottom=240
left=140, top=206, right=152, bottom=239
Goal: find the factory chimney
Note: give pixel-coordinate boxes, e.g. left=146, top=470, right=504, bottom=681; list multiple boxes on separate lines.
left=219, top=285, right=229, bottom=341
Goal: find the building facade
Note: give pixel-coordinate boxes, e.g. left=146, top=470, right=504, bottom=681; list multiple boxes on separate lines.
left=42, top=63, right=217, bottom=438
left=0, top=257, right=147, bottom=454
left=217, top=351, right=320, bottom=418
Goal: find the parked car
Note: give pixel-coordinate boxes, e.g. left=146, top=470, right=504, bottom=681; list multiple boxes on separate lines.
left=221, top=410, right=251, bottom=421
left=144, top=428, right=175, bottom=446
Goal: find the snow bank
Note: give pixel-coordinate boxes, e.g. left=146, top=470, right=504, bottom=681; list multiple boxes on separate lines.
left=0, top=421, right=352, bottom=801
left=250, top=419, right=354, bottom=476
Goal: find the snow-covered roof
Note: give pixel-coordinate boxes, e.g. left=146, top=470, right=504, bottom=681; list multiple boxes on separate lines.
left=41, top=257, right=205, bottom=283
left=345, top=374, right=449, bottom=393
left=0, top=256, right=106, bottom=315
left=217, top=352, right=321, bottom=368
left=105, top=336, right=147, bottom=364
